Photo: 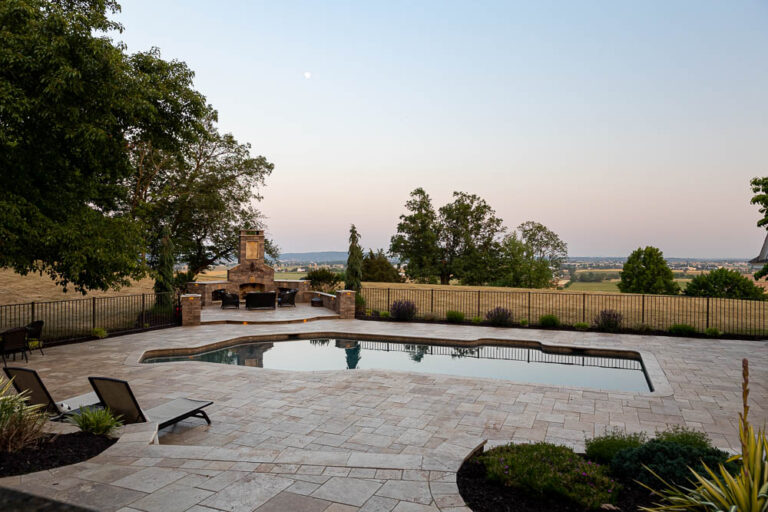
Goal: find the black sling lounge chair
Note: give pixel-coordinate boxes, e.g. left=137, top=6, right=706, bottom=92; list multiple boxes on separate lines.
left=88, top=376, right=212, bottom=430
left=1, top=327, right=28, bottom=365
left=3, top=367, right=101, bottom=420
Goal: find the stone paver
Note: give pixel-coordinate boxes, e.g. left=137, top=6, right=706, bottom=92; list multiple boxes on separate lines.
left=1, top=316, right=766, bottom=511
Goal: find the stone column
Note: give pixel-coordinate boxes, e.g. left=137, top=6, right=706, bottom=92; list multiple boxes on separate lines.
left=335, top=290, right=356, bottom=319
left=187, top=282, right=209, bottom=307
left=181, top=294, right=201, bottom=326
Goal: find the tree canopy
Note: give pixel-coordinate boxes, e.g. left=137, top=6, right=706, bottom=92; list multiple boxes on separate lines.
left=389, top=188, right=441, bottom=283
left=750, top=177, right=768, bottom=280
left=684, top=268, right=766, bottom=301
left=618, top=247, right=679, bottom=295
left=0, top=0, right=274, bottom=292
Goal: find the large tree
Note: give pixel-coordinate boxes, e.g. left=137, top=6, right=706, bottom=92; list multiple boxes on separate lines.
left=124, top=105, right=274, bottom=276
left=389, top=188, right=441, bottom=283
left=495, top=222, right=567, bottom=288
left=618, top=246, right=679, bottom=295
left=438, top=192, right=505, bottom=285
left=685, top=268, right=766, bottom=301
left=0, top=0, right=206, bottom=292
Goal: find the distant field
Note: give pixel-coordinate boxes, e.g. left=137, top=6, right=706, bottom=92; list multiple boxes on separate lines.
left=566, top=279, right=691, bottom=293
left=195, top=268, right=307, bottom=281
left=275, top=271, right=307, bottom=280
left=0, top=269, right=155, bottom=306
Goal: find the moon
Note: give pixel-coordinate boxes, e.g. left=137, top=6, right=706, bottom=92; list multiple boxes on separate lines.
left=303, top=71, right=312, bottom=79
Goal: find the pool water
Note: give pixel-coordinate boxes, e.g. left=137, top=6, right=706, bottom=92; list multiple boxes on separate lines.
left=143, top=338, right=651, bottom=392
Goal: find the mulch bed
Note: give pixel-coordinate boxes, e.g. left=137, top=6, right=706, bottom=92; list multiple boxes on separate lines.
left=0, top=432, right=116, bottom=477
left=458, top=456, right=658, bottom=512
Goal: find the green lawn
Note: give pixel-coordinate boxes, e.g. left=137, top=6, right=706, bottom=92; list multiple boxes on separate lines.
left=275, top=271, right=307, bottom=280
left=567, top=279, right=690, bottom=293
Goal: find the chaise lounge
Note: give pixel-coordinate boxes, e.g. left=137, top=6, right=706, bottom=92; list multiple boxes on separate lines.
left=3, top=367, right=101, bottom=420
left=88, top=376, right=212, bottom=429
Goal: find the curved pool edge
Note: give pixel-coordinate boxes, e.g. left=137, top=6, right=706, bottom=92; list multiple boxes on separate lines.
left=132, top=330, right=673, bottom=397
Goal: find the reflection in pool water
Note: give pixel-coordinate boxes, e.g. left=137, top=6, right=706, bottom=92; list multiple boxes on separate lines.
left=143, top=338, right=651, bottom=392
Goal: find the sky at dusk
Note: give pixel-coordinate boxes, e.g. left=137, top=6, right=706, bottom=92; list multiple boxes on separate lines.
left=112, top=1, right=768, bottom=258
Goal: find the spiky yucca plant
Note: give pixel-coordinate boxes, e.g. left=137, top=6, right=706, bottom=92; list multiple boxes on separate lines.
left=641, top=359, right=768, bottom=511
left=0, top=376, right=48, bottom=452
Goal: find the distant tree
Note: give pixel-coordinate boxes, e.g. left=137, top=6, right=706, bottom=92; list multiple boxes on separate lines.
left=362, top=250, right=402, bottom=283
left=303, top=268, right=342, bottom=293
left=346, top=225, right=363, bottom=292
left=493, top=222, right=567, bottom=288
left=618, top=247, right=679, bottom=295
left=685, top=268, right=766, bottom=300
left=0, top=0, right=206, bottom=292
left=438, top=192, right=505, bottom=285
left=750, top=177, right=768, bottom=280
left=389, top=188, right=442, bottom=282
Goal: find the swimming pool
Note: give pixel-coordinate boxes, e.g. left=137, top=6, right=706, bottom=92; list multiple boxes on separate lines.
left=143, top=338, right=652, bottom=392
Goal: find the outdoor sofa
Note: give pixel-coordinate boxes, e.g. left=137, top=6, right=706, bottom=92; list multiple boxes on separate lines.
left=246, top=291, right=276, bottom=310
left=88, top=376, right=212, bottom=429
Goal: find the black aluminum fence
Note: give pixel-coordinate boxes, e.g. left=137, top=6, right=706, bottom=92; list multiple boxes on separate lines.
left=0, top=293, right=179, bottom=345
left=360, top=287, right=768, bottom=337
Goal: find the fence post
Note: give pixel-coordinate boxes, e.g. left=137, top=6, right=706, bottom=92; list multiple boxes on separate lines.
left=641, top=295, right=645, bottom=325
left=527, top=291, right=531, bottom=322
left=582, top=293, right=586, bottom=323
left=431, top=289, right=434, bottom=313
left=31, top=301, right=35, bottom=322
left=706, top=297, right=710, bottom=329
left=477, top=290, right=481, bottom=317
left=387, top=289, right=390, bottom=311
left=141, top=294, right=146, bottom=328
left=92, top=297, right=96, bottom=330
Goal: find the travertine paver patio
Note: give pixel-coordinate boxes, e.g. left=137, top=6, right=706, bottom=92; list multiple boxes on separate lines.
left=1, top=317, right=766, bottom=512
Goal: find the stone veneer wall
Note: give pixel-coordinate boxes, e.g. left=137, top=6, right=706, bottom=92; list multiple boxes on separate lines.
left=180, top=294, right=201, bottom=325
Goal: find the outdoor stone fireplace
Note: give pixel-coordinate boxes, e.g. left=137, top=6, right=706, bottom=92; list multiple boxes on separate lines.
left=187, top=229, right=311, bottom=306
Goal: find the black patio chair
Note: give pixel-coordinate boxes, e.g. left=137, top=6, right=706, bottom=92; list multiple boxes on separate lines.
left=88, top=376, right=212, bottom=430
left=3, top=367, right=101, bottom=420
left=1, top=327, right=29, bottom=365
left=246, top=292, right=276, bottom=310
left=278, top=289, right=297, bottom=307
left=211, top=288, right=227, bottom=302
left=220, top=293, right=240, bottom=309
left=25, top=320, right=44, bottom=356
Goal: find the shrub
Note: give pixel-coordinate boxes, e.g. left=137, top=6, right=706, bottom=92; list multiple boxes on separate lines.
left=611, top=440, right=733, bottom=486
left=594, top=309, right=622, bottom=332
left=479, top=442, right=619, bottom=510
left=654, top=425, right=713, bottom=451
left=704, top=327, right=722, bottom=337
left=445, top=310, right=465, bottom=323
left=68, top=407, right=123, bottom=436
left=390, top=300, right=416, bottom=321
left=574, top=322, right=589, bottom=331
left=422, top=312, right=437, bottom=322
left=634, top=323, right=653, bottom=334
left=92, top=327, right=108, bottom=339
left=519, top=318, right=528, bottom=327
left=585, top=429, right=647, bottom=465
left=354, top=294, right=366, bottom=314
left=379, top=310, right=390, bottom=319
left=538, top=314, right=560, bottom=328
left=485, top=307, right=513, bottom=326
left=0, top=377, right=48, bottom=453
left=641, top=359, right=766, bottom=512
left=668, top=324, right=697, bottom=336
left=304, top=268, right=343, bottom=293
left=471, top=316, right=483, bottom=324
